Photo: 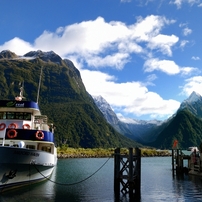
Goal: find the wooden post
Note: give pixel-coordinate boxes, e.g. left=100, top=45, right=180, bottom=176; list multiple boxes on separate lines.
left=176, top=149, right=179, bottom=174
left=114, top=148, right=141, bottom=201
left=172, top=149, right=189, bottom=176
left=128, top=148, right=133, bottom=200
left=172, top=149, right=175, bottom=176
left=114, top=148, right=120, bottom=201
left=135, top=147, right=141, bottom=199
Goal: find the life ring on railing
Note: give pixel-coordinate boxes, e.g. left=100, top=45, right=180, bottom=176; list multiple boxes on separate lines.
left=22, top=124, right=30, bottom=130
left=7, top=129, right=17, bottom=139
left=35, top=130, right=44, bottom=140
left=8, top=123, right=18, bottom=129
left=0, top=123, right=6, bottom=131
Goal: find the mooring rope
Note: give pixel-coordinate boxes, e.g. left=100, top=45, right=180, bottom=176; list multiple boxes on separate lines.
left=34, top=156, right=112, bottom=186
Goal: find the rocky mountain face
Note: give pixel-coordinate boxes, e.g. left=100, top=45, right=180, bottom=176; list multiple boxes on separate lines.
left=93, top=92, right=202, bottom=149
left=143, top=92, right=202, bottom=149
left=93, top=95, right=119, bottom=125
left=0, top=50, right=140, bottom=148
left=0, top=50, right=18, bottom=59
left=24, top=50, right=63, bottom=64
left=178, top=91, right=202, bottom=118
left=93, top=95, right=163, bottom=142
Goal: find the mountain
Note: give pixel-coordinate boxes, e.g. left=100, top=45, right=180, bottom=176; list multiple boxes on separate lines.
left=0, top=50, right=18, bottom=59
left=93, top=92, right=202, bottom=150
left=0, top=50, right=140, bottom=148
left=93, top=95, right=119, bottom=125
left=149, top=91, right=202, bottom=149
left=93, top=95, right=163, bottom=142
left=149, top=109, right=202, bottom=149
left=178, top=91, right=202, bottom=118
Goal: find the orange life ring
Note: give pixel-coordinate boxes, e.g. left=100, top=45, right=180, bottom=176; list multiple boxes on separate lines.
left=35, top=131, right=44, bottom=140
left=22, top=124, right=31, bottom=129
left=7, top=129, right=17, bottom=139
left=8, top=123, right=18, bottom=129
left=0, top=123, right=6, bottom=131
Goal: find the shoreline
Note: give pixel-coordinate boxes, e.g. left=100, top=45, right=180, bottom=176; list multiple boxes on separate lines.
left=57, top=148, right=172, bottom=159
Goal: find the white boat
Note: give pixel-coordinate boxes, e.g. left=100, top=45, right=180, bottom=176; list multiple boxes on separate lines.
left=187, top=146, right=199, bottom=152
left=0, top=87, right=57, bottom=191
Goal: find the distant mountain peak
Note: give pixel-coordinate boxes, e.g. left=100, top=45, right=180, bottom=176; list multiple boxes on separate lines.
left=93, top=95, right=120, bottom=124
left=178, top=91, right=202, bottom=116
left=24, top=50, right=63, bottom=64
left=0, top=50, right=18, bottom=59
left=185, top=91, right=201, bottom=103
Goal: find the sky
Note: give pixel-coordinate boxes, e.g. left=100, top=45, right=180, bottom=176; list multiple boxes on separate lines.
left=0, top=0, right=202, bottom=121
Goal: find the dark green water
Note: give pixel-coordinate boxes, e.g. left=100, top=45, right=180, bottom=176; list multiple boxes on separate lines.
left=0, top=157, right=202, bottom=201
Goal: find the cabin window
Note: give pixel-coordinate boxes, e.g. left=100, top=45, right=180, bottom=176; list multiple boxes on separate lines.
left=26, top=145, right=35, bottom=149
left=7, top=112, right=15, bottom=119
left=41, top=146, right=51, bottom=153
left=15, top=112, right=24, bottom=120
left=24, top=113, right=31, bottom=120
left=0, top=112, right=5, bottom=119
left=1, top=112, right=31, bottom=120
left=13, top=144, right=19, bottom=147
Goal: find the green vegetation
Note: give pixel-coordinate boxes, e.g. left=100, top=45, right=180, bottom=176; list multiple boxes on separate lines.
left=2, top=51, right=201, bottom=150
left=57, top=146, right=171, bottom=158
left=0, top=52, right=141, bottom=148
left=141, top=148, right=171, bottom=157
left=150, top=109, right=202, bottom=150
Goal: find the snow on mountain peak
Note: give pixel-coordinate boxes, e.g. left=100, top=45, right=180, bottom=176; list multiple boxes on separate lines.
left=185, top=91, right=201, bottom=103
left=93, top=95, right=120, bottom=124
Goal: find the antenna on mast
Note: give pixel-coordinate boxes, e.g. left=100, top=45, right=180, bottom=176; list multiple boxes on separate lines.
left=15, top=81, right=25, bottom=101
left=36, top=66, right=43, bottom=103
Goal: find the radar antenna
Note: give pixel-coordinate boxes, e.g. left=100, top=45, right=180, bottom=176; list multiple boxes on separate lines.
left=15, top=82, right=25, bottom=101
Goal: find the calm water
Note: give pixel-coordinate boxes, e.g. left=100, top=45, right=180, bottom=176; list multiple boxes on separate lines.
left=1, top=157, right=202, bottom=201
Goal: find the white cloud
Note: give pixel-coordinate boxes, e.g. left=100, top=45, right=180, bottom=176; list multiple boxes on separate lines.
left=132, top=15, right=176, bottom=42
left=170, top=0, right=200, bottom=8
left=0, top=37, right=33, bottom=55
left=0, top=15, right=184, bottom=120
left=170, top=0, right=183, bottom=8
left=84, top=53, right=130, bottom=70
left=120, top=0, right=131, bottom=2
left=123, top=92, right=180, bottom=119
left=179, top=23, right=192, bottom=36
left=182, top=76, right=202, bottom=96
left=144, top=74, right=158, bottom=86
left=183, top=27, right=192, bottom=36
left=0, top=15, right=178, bottom=73
left=144, top=59, right=180, bottom=74
left=143, top=58, right=197, bottom=75
left=192, top=56, right=200, bottom=60
left=0, top=15, right=177, bottom=70
left=81, top=69, right=180, bottom=119
left=147, top=34, right=179, bottom=56
left=180, top=40, right=189, bottom=48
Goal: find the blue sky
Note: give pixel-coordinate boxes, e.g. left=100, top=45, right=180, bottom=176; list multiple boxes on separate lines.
left=1, top=0, right=202, bottom=121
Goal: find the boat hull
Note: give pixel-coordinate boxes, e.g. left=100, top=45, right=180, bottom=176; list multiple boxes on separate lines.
left=0, top=146, right=57, bottom=192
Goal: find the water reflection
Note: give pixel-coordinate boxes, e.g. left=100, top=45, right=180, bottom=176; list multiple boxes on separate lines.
left=1, top=157, right=202, bottom=201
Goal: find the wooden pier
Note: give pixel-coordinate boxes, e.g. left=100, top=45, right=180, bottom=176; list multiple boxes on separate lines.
left=114, top=148, right=141, bottom=201
left=172, top=149, right=190, bottom=176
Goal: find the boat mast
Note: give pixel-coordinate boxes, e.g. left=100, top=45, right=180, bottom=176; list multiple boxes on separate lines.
left=36, top=66, right=43, bottom=103
left=15, top=81, right=25, bottom=101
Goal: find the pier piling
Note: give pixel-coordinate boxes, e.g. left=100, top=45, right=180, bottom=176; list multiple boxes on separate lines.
left=172, top=149, right=190, bottom=176
left=114, top=147, right=141, bottom=201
